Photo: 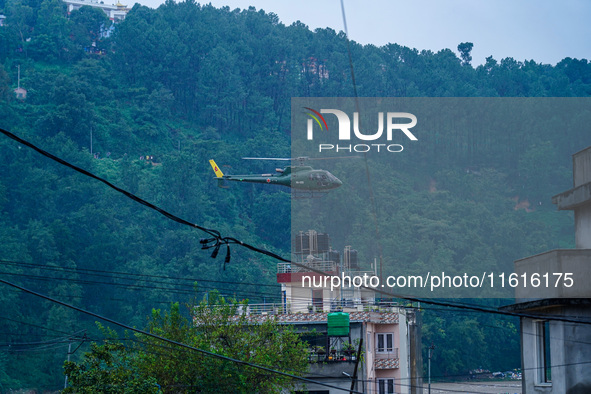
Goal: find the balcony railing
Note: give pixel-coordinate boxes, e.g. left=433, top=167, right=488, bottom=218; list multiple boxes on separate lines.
left=308, top=348, right=359, bottom=364
left=277, top=261, right=338, bottom=274
left=375, top=348, right=399, bottom=359
left=233, top=299, right=400, bottom=315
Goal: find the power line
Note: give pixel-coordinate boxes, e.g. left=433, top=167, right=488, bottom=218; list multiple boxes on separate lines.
left=0, top=270, right=284, bottom=302
left=1, top=264, right=559, bottom=334
left=0, top=260, right=283, bottom=299
left=0, top=127, right=221, bottom=240
left=2, top=270, right=589, bottom=387
left=7, top=343, right=71, bottom=353
left=0, top=330, right=85, bottom=347
left=0, top=277, right=362, bottom=394
left=0, top=259, right=281, bottom=289
left=399, top=356, right=591, bottom=383
left=1, top=128, right=590, bottom=326
left=0, top=314, right=82, bottom=337
left=422, top=305, right=591, bottom=345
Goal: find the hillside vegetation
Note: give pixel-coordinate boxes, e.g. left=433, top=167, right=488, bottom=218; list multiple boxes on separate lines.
left=0, top=0, right=590, bottom=388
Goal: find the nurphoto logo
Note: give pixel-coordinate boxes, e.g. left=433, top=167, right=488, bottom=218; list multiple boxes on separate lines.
left=304, top=107, right=418, bottom=153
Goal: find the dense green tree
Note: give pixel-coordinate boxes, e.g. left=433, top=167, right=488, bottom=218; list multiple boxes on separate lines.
left=69, top=5, right=111, bottom=51
left=4, top=0, right=35, bottom=57
left=0, top=64, right=12, bottom=100
left=31, top=0, right=71, bottom=61
left=64, top=298, right=309, bottom=393
left=139, top=297, right=308, bottom=393
left=63, top=341, right=160, bottom=393
left=457, top=42, right=474, bottom=66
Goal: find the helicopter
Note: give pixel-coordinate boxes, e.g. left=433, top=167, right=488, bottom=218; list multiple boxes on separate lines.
left=209, top=157, right=343, bottom=196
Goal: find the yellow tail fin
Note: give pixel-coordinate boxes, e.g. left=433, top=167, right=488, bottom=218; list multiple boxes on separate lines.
left=209, top=159, right=224, bottom=178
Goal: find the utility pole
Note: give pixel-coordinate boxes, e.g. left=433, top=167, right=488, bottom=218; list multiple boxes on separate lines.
left=64, top=340, right=72, bottom=389
left=409, top=305, right=423, bottom=394
left=428, top=343, right=435, bottom=394
left=349, top=338, right=363, bottom=393
left=64, top=331, right=87, bottom=390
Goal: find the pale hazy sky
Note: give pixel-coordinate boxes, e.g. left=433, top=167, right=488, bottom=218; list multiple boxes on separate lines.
left=134, top=0, right=590, bottom=66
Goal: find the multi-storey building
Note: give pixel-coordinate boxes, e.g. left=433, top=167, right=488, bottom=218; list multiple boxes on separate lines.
left=245, top=230, right=421, bottom=394
left=501, top=146, right=591, bottom=393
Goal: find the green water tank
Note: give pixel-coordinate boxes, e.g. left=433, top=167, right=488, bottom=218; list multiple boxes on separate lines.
left=327, top=312, right=350, bottom=336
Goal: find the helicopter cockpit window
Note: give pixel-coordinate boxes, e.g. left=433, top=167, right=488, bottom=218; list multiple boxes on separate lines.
left=309, top=172, right=330, bottom=186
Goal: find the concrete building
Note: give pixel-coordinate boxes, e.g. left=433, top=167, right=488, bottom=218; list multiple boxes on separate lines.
left=502, top=146, right=591, bottom=393
left=245, top=230, right=421, bottom=394
left=63, top=0, right=130, bottom=21
left=14, top=87, right=27, bottom=100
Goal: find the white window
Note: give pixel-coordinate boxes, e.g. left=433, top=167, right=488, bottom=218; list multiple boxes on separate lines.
left=366, top=332, right=371, bottom=353
left=376, top=333, right=394, bottom=353
left=535, top=320, right=552, bottom=384
left=377, top=378, right=395, bottom=394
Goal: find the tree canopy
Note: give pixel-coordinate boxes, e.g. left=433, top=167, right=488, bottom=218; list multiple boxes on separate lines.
left=64, top=295, right=309, bottom=393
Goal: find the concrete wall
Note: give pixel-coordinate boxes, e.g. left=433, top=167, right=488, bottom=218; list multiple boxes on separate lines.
left=513, top=249, right=591, bottom=300
left=284, top=282, right=340, bottom=313
left=573, top=146, right=591, bottom=248
left=575, top=204, right=591, bottom=249
left=573, top=146, right=591, bottom=188
left=281, top=309, right=411, bottom=393
left=398, top=312, right=410, bottom=393
left=516, top=145, right=591, bottom=394
left=365, top=319, right=407, bottom=394
left=521, top=305, right=591, bottom=394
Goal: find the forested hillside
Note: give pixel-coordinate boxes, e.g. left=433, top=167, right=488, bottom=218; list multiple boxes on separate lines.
left=1, top=0, right=591, bottom=389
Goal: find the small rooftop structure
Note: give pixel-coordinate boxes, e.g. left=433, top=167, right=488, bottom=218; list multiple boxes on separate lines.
left=62, top=0, right=129, bottom=21
left=14, top=87, right=27, bottom=100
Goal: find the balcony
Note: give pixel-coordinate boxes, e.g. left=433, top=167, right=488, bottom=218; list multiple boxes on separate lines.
left=375, top=348, right=400, bottom=369
left=308, top=347, right=359, bottom=364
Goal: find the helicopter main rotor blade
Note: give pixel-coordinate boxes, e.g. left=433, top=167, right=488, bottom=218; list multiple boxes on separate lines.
left=305, top=156, right=362, bottom=160
left=241, top=156, right=362, bottom=163
left=242, top=157, right=292, bottom=161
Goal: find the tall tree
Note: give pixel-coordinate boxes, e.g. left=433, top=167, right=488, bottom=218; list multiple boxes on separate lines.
left=457, top=42, right=474, bottom=66
left=64, top=296, right=309, bottom=393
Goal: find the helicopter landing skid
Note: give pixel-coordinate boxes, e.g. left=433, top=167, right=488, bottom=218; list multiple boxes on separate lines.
left=291, top=189, right=330, bottom=199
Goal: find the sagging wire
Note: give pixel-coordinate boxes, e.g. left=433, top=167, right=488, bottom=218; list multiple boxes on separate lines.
left=0, top=277, right=362, bottom=394
left=3, top=127, right=591, bottom=325
left=0, top=127, right=222, bottom=242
